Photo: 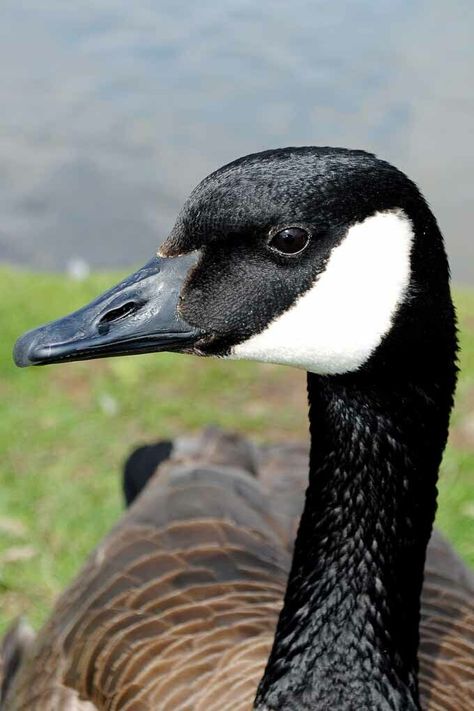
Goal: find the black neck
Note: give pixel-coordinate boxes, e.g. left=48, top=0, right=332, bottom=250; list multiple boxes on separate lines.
left=256, top=367, right=454, bottom=710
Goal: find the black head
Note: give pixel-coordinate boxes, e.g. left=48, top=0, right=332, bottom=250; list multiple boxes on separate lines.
left=14, top=146, right=456, bottom=385
left=162, top=147, right=455, bottom=377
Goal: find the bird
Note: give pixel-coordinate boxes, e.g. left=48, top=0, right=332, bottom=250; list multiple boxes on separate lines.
left=4, top=146, right=474, bottom=710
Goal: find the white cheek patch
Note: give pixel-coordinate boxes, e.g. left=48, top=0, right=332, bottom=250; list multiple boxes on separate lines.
left=229, top=209, right=413, bottom=375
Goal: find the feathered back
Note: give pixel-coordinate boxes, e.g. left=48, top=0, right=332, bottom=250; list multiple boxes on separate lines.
left=1, top=430, right=473, bottom=710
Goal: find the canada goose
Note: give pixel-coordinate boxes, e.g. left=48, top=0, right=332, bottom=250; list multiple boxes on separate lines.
left=5, top=147, right=474, bottom=710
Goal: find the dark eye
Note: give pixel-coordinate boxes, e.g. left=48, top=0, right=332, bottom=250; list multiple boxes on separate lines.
left=268, top=227, right=310, bottom=255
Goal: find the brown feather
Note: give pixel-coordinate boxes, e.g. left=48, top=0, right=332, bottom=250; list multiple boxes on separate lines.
left=2, top=431, right=473, bottom=710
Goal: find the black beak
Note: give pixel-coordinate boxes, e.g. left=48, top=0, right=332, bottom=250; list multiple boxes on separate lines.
left=13, top=254, right=203, bottom=367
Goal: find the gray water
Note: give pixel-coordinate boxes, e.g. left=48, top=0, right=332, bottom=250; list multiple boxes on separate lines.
left=1, top=0, right=472, bottom=282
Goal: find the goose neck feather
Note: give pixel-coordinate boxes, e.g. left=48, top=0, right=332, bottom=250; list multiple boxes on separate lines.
left=256, top=366, right=456, bottom=710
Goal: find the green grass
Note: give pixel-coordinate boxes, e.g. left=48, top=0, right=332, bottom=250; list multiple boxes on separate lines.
left=0, top=267, right=473, bottom=634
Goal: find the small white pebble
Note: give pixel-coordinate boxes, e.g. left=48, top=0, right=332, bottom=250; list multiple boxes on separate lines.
left=98, top=393, right=119, bottom=416
left=67, top=257, right=91, bottom=282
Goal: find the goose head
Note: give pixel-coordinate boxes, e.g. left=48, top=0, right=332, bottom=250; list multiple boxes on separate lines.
left=14, top=146, right=455, bottom=379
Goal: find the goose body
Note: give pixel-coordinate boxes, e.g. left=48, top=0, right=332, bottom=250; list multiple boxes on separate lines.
left=2, top=431, right=473, bottom=710
left=5, top=147, right=474, bottom=709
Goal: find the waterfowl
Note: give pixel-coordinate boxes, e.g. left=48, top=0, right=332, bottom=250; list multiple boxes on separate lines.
left=4, top=147, right=474, bottom=710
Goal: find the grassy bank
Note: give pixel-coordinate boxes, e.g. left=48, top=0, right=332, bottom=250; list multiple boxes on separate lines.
left=0, top=267, right=473, bottom=633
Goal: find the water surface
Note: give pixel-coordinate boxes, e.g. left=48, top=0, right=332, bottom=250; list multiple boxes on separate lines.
left=0, top=0, right=472, bottom=282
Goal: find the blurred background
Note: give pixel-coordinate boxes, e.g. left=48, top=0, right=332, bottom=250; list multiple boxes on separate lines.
left=0, top=0, right=473, bottom=281
left=0, top=0, right=473, bottom=632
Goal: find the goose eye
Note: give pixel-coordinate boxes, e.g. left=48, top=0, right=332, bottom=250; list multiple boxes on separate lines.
left=268, top=227, right=310, bottom=255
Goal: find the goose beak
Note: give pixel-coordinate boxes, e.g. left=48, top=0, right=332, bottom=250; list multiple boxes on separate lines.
left=13, top=254, right=203, bottom=367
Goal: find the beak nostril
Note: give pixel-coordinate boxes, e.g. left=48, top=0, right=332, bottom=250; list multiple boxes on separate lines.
left=97, top=301, right=142, bottom=335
